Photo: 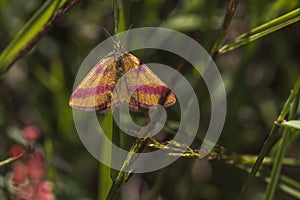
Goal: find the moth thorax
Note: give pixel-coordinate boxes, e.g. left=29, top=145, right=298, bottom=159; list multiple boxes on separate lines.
left=116, top=56, right=125, bottom=78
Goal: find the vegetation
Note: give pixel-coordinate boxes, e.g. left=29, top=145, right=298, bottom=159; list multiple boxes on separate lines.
left=0, top=0, right=300, bottom=199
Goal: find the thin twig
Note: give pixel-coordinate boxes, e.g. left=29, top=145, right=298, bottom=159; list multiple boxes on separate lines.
left=0, top=152, right=25, bottom=167
left=210, top=0, right=240, bottom=59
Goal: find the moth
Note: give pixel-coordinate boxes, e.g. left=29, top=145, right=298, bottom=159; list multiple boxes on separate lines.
left=69, top=38, right=176, bottom=113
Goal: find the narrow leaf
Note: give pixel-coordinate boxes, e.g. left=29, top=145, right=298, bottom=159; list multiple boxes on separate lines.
left=264, top=92, right=299, bottom=200
left=239, top=77, right=300, bottom=199
left=0, top=0, right=67, bottom=73
left=219, top=8, right=300, bottom=54
left=237, top=163, right=300, bottom=199
left=278, top=120, right=300, bottom=130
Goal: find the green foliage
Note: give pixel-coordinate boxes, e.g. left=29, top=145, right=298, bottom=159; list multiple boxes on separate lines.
left=0, top=0, right=67, bottom=73
left=0, top=0, right=300, bottom=199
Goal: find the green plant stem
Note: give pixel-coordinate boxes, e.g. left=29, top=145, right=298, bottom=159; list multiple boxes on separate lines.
left=210, top=0, right=240, bottom=59
left=149, top=168, right=168, bottom=200
left=44, top=137, right=55, bottom=182
left=106, top=129, right=149, bottom=200
left=264, top=91, right=299, bottom=200
left=110, top=110, right=122, bottom=180
left=239, top=76, right=300, bottom=199
left=98, top=164, right=111, bottom=200
left=113, top=0, right=119, bottom=34
left=97, top=113, right=113, bottom=200
left=0, top=153, right=24, bottom=167
left=105, top=1, right=123, bottom=200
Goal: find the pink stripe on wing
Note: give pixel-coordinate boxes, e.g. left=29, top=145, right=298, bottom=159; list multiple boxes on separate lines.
left=129, top=85, right=169, bottom=95
left=71, top=85, right=114, bottom=98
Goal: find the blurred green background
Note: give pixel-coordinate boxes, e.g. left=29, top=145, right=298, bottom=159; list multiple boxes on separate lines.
left=0, top=0, right=300, bottom=199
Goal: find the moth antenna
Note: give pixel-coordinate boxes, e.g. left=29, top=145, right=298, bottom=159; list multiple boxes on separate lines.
left=119, top=25, right=133, bottom=48
left=102, top=27, right=119, bottom=49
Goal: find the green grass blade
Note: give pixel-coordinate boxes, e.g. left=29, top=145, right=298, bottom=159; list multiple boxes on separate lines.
left=0, top=153, right=24, bottom=168
left=239, top=76, right=300, bottom=199
left=0, top=0, right=67, bottom=73
left=219, top=8, right=300, bottom=54
left=117, top=2, right=126, bottom=33
left=98, top=113, right=113, bottom=200
left=264, top=91, right=299, bottom=199
left=237, top=163, right=300, bottom=199
left=279, top=175, right=300, bottom=199
left=226, top=154, right=300, bottom=168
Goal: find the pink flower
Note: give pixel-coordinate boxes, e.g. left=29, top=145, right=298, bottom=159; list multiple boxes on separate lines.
left=36, top=181, right=55, bottom=200
left=9, top=126, right=56, bottom=199
left=23, top=125, right=40, bottom=142
left=27, top=153, right=45, bottom=182
left=12, top=161, right=28, bottom=185
left=9, top=145, right=25, bottom=157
